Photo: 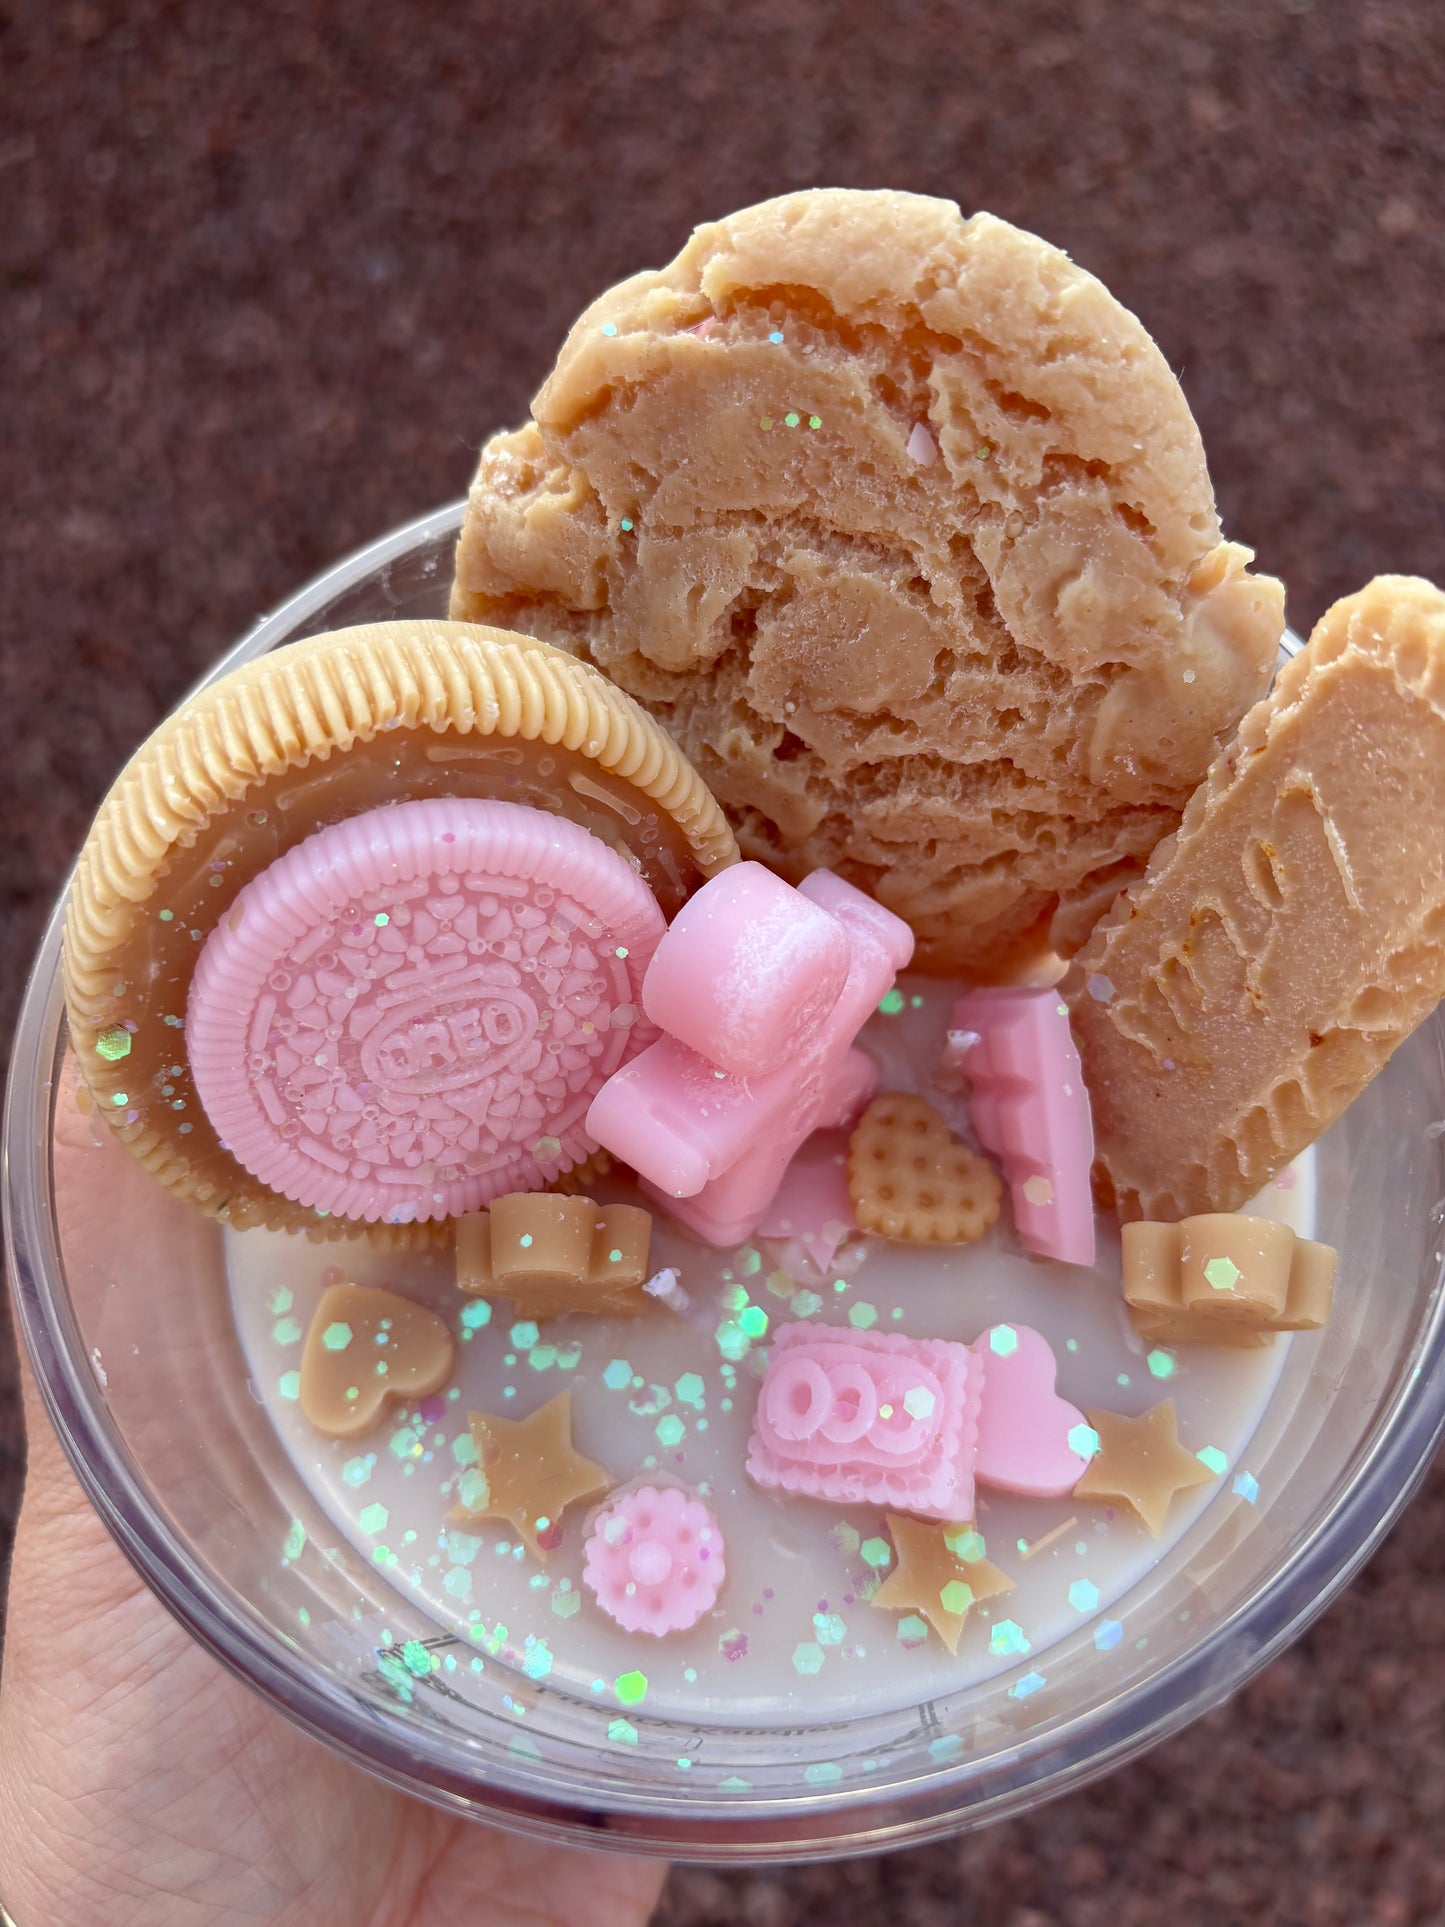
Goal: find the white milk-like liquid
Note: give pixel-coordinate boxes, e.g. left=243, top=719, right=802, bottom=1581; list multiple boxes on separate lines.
left=227, top=982, right=1311, bottom=1726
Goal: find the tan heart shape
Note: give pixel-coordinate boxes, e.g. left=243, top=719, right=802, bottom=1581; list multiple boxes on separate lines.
left=299, top=1283, right=456, bottom=1439
left=847, top=1093, right=1001, bottom=1245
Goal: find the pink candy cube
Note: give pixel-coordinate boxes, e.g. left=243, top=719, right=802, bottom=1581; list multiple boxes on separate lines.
left=951, top=987, right=1097, bottom=1268
left=747, top=1323, right=984, bottom=1520
left=587, top=867, right=913, bottom=1245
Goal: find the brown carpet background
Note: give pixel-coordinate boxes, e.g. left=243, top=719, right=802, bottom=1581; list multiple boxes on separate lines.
left=2, top=1, right=1443, bottom=1918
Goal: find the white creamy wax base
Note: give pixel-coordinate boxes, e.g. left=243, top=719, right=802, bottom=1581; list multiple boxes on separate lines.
left=227, top=981, right=1312, bottom=1726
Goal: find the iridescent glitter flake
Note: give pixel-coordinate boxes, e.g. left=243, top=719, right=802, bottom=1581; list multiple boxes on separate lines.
left=1196, top=1445, right=1229, bottom=1476
left=1147, top=1348, right=1176, bottom=1379
left=95, top=1025, right=132, bottom=1062
left=1094, top=1619, right=1125, bottom=1651
left=1067, top=1423, right=1100, bottom=1460
left=1204, top=1256, right=1241, bottom=1293
left=1232, top=1471, right=1260, bottom=1504
left=1009, top=1671, right=1046, bottom=1699
left=989, top=1619, right=1030, bottom=1658
left=989, top=1325, right=1019, bottom=1357
left=1068, top=1579, right=1100, bottom=1614
left=792, top=1641, right=825, bottom=1675
left=614, top=1670, right=648, bottom=1706
left=359, top=1502, right=390, bottom=1536
left=805, top=1761, right=842, bottom=1785
left=283, top=1519, right=306, bottom=1562
left=603, top=1358, right=633, bottom=1391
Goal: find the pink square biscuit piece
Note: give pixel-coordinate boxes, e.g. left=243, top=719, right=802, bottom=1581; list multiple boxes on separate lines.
left=747, top=1322, right=983, bottom=1522
left=587, top=870, right=913, bottom=1243
left=952, top=986, right=1097, bottom=1267
left=972, top=1322, right=1092, bottom=1498
left=641, top=861, right=850, bottom=1077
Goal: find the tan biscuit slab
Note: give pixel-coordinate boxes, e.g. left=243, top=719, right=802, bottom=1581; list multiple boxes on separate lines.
left=298, top=1283, right=456, bottom=1438
left=1070, top=576, right=1445, bottom=1221
left=456, top=1192, right=653, bottom=1318
left=61, top=619, right=736, bottom=1238
left=1122, top=1215, right=1336, bottom=1344
left=451, top=187, right=1282, bottom=978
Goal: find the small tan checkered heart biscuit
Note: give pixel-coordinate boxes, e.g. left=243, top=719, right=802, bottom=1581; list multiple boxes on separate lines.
left=847, top=1094, right=1001, bottom=1244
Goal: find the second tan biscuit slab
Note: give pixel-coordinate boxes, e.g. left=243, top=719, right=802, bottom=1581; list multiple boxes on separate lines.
left=1070, top=575, right=1445, bottom=1221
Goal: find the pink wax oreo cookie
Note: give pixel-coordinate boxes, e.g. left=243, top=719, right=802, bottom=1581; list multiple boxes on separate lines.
left=747, top=1323, right=984, bottom=1520
left=950, top=986, right=1097, bottom=1267
left=187, top=798, right=664, bottom=1224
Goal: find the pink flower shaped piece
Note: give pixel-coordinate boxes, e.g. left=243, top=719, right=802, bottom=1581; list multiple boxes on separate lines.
left=187, top=797, right=663, bottom=1224
left=583, top=1485, right=726, bottom=1635
left=587, top=866, right=913, bottom=1245
left=747, top=1323, right=984, bottom=1521
left=951, top=986, right=1097, bottom=1267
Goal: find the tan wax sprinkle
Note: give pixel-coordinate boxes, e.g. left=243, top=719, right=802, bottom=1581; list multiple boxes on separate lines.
left=870, top=1513, right=1015, bottom=1655
left=1072, top=574, right=1445, bottom=1222
left=459, top=1392, right=611, bottom=1561
left=61, top=618, right=736, bottom=1237
left=847, top=1094, right=1001, bottom=1245
left=1122, top=1216, right=1337, bottom=1345
left=299, top=1284, right=456, bottom=1439
left=452, top=188, right=1283, bottom=977
left=455, top=1193, right=653, bottom=1318
left=1073, top=1400, right=1218, bottom=1537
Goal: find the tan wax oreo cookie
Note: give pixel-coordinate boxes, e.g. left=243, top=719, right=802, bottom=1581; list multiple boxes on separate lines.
left=62, top=619, right=737, bottom=1236
left=1072, top=575, right=1445, bottom=1221
left=452, top=187, right=1283, bottom=978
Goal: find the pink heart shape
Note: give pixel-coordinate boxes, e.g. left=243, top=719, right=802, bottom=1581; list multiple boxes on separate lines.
left=973, top=1323, right=1091, bottom=1498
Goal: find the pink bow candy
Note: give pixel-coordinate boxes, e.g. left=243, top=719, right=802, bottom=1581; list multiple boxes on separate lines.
left=747, top=1320, right=1090, bottom=1518
left=586, top=865, right=914, bottom=1245
left=950, top=986, right=1097, bottom=1267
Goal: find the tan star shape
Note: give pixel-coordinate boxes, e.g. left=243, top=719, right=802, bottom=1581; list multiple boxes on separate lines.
left=1074, top=1399, right=1217, bottom=1536
left=869, top=1513, right=1015, bottom=1654
left=459, top=1391, right=611, bottom=1560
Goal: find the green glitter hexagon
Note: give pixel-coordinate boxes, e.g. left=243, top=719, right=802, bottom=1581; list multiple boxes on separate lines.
left=655, top=1414, right=686, bottom=1448
left=989, top=1619, right=1030, bottom=1658
left=1203, top=1256, right=1241, bottom=1292
left=614, top=1670, right=648, bottom=1706
left=603, top=1358, right=633, bottom=1391
left=1068, top=1579, right=1101, bottom=1614
left=738, top=1304, right=768, bottom=1338
left=847, top=1302, right=877, bottom=1330
left=895, top=1614, right=929, bottom=1646
left=943, top=1525, right=986, bottom=1563
left=1068, top=1423, right=1100, bottom=1460
left=674, top=1372, right=706, bottom=1409
left=510, top=1321, right=540, bottom=1350
left=1197, top=1445, right=1229, bottom=1476
left=878, top=988, right=906, bottom=1015
left=903, top=1385, right=936, bottom=1419
left=938, top=1580, right=973, bottom=1616
left=95, top=1025, right=131, bottom=1061
left=459, top=1299, right=492, bottom=1332
left=1147, top=1348, right=1176, bottom=1379
left=358, top=1502, right=390, bottom=1536
left=988, top=1324, right=1019, bottom=1356
left=791, top=1642, right=825, bottom=1675
left=860, top=1536, right=893, bottom=1570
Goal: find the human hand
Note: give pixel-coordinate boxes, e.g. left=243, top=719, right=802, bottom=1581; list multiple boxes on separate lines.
left=0, top=1344, right=668, bottom=1927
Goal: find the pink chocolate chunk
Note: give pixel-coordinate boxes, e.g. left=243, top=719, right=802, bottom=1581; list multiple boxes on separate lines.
left=582, top=1484, right=726, bottom=1635
left=951, top=986, right=1097, bottom=1267
left=187, top=797, right=664, bottom=1224
left=755, top=1129, right=857, bottom=1273
left=747, top=1323, right=983, bottom=1520
left=973, top=1323, right=1092, bottom=1497
left=587, top=869, right=913, bottom=1244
